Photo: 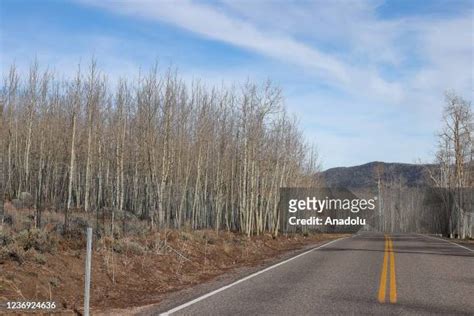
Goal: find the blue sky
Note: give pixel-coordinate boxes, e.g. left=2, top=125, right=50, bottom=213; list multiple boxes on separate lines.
left=1, top=0, right=472, bottom=169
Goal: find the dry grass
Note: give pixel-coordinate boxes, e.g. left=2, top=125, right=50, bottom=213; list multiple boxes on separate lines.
left=0, top=206, right=345, bottom=314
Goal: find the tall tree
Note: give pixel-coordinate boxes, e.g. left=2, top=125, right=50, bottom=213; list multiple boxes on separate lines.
left=433, top=92, right=473, bottom=238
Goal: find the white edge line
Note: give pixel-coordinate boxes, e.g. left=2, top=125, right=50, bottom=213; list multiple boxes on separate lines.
left=417, top=234, right=474, bottom=253
left=160, top=236, right=348, bottom=315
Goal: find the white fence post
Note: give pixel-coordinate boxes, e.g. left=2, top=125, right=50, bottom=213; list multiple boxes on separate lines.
left=84, top=227, right=92, bottom=316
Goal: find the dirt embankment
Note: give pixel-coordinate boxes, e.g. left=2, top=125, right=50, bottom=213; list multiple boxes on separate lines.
left=0, top=226, right=344, bottom=315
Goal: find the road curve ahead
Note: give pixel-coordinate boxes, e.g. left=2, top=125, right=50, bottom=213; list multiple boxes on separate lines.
left=161, top=233, right=474, bottom=315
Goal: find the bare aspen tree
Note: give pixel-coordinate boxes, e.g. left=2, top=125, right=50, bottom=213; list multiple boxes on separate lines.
left=0, top=77, right=5, bottom=224
left=84, top=60, right=99, bottom=213
left=2, top=65, right=20, bottom=222
left=431, top=92, right=473, bottom=238
left=4, top=66, right=19, bottom=199
left=34, top=69, right=51, bottom=228
left=66, top=68, right=82, bottom=230
left=21, top=61, right=39, bottom=195
left=1, top=61, right=320, bottom=235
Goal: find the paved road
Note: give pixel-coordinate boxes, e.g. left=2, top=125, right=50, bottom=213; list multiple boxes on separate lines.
left=161, top=233, right=474, bottom=315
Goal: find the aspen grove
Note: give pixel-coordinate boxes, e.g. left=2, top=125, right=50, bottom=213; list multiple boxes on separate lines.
left=0, top=62, right=319, bottom=236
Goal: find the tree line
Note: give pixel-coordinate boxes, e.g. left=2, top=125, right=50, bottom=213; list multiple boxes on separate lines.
left=373, top=92, right=473, bottom=238
left=0, top=61, right=319, bottom=236
left=430, top=92, right=473, bottom=238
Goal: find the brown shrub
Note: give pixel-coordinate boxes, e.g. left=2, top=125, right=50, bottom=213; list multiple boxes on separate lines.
left=25, top=249, right=47, bottom=265
left=0, top=243, right=26, bottom=264
left=15, top=229, right=58, bottom=253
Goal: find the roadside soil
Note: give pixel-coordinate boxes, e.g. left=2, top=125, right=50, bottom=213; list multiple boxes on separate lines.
left=0, top=229, right=346, bottom=315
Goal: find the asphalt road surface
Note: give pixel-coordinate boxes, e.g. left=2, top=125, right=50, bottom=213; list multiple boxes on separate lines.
left=161, top=233, right=474, bottom=315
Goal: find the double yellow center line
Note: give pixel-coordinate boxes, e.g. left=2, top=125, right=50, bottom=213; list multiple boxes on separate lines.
left=378, top=235, right=397, bottom=304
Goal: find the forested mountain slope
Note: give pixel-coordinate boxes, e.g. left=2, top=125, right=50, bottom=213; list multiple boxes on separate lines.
left=320, top=161, right=434, bottom=188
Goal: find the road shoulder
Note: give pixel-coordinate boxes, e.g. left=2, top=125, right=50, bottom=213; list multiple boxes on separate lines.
left=418, top=234, right=474, bottom=252
left=97, top=235, right=348, bottom=316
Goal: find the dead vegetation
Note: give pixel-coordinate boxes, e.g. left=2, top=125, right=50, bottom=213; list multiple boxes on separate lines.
left=0, top=206, right=343, bottom=314
left=0, top=62, right=321, bottom=239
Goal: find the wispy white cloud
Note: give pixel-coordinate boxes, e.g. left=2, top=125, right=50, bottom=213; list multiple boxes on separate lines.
left=77, top=0, right=407, bottom=102
left=3, top=0, right=472, bottom=168
left=221, top=0, right=405, bottom=65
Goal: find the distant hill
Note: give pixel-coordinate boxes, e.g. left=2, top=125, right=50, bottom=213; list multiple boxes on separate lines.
left=320, top=161, right=435, bottom=188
